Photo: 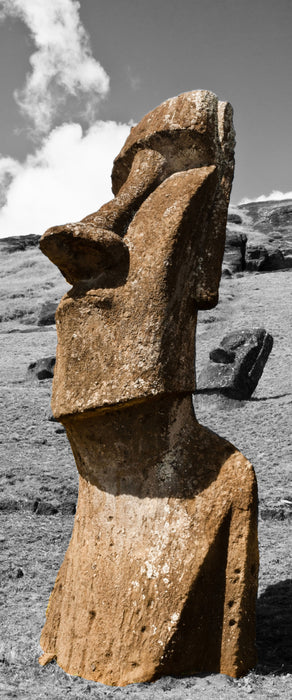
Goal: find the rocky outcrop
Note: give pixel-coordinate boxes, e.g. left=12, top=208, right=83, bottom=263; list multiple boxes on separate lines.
left=38, top=91, right=258, bottom=684
left=0, top=234, right=40, bottom=253
left=198, top=328, right=273, bottom=399
left=245, top=245, right=288, bottom=271
left=225, top=200, right=292, bottom=273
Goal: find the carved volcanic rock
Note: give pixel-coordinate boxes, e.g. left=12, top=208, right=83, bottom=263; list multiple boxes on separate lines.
left=198, top=328, right=273, bottom=399
left=40, top=397, right=258, bottom=685
left=38, top=91, right=258, bottom=684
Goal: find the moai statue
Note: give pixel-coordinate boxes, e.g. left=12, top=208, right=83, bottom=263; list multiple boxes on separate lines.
left=39, top=91, right=258, bottom=685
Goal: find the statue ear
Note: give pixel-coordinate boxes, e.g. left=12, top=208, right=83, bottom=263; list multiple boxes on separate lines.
left=190, top=173, right=229, bottom=310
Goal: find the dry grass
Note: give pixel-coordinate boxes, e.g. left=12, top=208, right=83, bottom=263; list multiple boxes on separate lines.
left=0, top=241, right=291, bottom=699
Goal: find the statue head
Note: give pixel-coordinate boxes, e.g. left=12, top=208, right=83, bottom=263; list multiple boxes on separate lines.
left=40, top=90, right=235, bottom=419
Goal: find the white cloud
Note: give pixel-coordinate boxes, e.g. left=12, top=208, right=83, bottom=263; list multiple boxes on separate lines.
left=239, top=190, right=292, bottom=205
left=0, top=0, right=131, bottom=237
left=0, top=0, right=110, bottom=135
left=0, top=156, right=21, bottom=207
left=0, top=121, right=131, bottom=237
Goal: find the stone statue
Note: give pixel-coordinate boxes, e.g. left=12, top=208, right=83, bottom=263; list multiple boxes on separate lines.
left=198, top=328, right=273, bottom=399
left=39, top=91, right=259, bottom=685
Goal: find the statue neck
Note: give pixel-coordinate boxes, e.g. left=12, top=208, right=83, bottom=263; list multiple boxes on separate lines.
left=62, top=394, right=206, bottom=498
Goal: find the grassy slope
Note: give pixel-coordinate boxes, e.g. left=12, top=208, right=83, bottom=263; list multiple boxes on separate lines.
left=0, top=224, right=291, bottom=698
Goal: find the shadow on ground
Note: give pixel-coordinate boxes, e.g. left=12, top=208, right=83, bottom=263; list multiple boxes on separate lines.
left=256, top=579, right=292, bottom=674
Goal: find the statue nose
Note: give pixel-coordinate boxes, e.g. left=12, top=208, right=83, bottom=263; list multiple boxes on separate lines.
left=40, top=223, right=129, bottom=286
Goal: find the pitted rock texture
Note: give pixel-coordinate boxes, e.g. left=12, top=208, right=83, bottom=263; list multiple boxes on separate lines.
left=198, top=328, right=273, bottom=399
left=40, top=91, right=236, bottom=417
left=39, top=90, right=258, bottom=685
left=40, top=396, right=258, bottom=685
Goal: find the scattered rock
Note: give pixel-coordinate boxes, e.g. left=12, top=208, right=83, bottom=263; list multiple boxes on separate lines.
left=37, top=300, right=58, bottom=326
left=245, top=245, right=269, bottom=271
left=245, top=245, right=287, bottom=272
left=225, top=200, right=292, bottom=273
left=27, top=356, right=56, bottom=381
left=260, top=507, right=292, bottom=521
left=0, top=498, right=76, bottom=515
left=0, top=233, right=40, bottom=253
left=227, top=212, right=242, bottom=225
left=0, top=499, right=30, bottom=513
left=198, top=328, right=273, bottom=399
left=223, top=230, right=247, bottom=272
left=33, top=499, right=59, bottom=515
left=265, top=249, right=286, bottom=270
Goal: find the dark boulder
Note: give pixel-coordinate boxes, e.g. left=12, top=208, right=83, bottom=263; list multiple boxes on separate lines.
left=245, top=245, right=269, bottom=271
left=283, top=254, right=292, bottom=269
left=198, top=328, right=273, bottom=399
left=264, top=249, right=286, bottom=271
left=246, top=245, right=287, bottom=272
left=37, top=300, right=58, bottom=326
left=227, top=213, right=242, bottom=225
left=27, top=356, right=56, bottom=381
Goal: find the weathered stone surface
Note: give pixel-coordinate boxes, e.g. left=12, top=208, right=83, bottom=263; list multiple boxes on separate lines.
left=27, top=356, right=56, bottom=381
left=198, top=328, right=273, bottom=399
left=39, top=91, right=258, bottom=684
left=37, top=301, right=58, bottom=326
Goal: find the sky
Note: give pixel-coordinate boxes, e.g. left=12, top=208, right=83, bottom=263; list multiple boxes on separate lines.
left=0, top=0, right=291, bottom=237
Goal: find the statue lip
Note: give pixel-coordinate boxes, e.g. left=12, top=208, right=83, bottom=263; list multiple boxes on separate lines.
left=39, top=223, right=130, bottom=287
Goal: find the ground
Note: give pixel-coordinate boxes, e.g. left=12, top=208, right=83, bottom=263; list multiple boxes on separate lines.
left=0, top=242, right=291, bottom=698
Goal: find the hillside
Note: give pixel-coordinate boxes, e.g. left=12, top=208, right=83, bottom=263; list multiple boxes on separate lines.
left=0, top=200, right=291, bottom=699
left=224, top=200, right=292, bottom=274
